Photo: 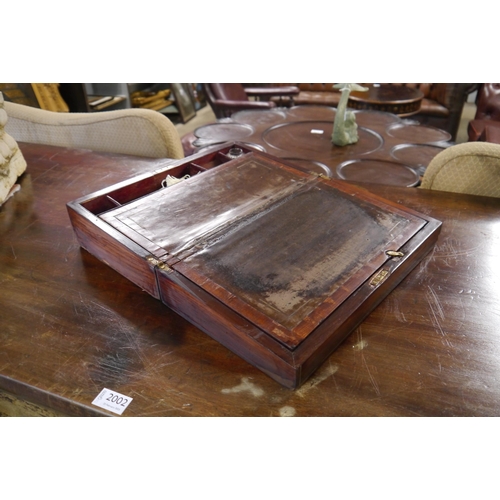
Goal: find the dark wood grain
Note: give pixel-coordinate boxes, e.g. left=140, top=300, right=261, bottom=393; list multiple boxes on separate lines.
left=2, top=142, right=500, bottom=416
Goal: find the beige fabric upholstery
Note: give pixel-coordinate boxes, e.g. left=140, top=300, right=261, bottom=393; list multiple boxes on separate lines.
left=420, top=142, right=500, bottom=198
left=3, top=101, right=184, bottom=159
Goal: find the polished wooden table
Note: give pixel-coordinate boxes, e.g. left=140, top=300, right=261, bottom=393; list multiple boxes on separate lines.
left=2, top=142, right=500, bottom=416
left=191, top=106, right=451, bottom=187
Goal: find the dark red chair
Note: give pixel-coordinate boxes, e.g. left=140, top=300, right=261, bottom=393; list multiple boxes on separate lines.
left=203, top=83, right=299, bottom=118
left=468, top=83, right=500, bottom=142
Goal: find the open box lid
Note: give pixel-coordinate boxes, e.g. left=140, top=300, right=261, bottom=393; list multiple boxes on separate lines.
left=100, top=152, right=430, bottom=350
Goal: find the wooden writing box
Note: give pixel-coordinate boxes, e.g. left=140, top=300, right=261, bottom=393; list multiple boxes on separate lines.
left=67, top=144, right=441, bottom=388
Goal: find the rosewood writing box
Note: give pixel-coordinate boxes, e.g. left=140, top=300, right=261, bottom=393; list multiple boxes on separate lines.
left=67, top=144, right=441, bottom=388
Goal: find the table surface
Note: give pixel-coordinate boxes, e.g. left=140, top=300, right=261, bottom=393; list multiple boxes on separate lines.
left=192, top=106, right=451, bottom=187
left=2, top=142, right=500, bottom=417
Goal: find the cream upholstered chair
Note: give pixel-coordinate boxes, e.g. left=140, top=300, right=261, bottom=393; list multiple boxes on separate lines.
left=420, top=142, right=500, bottom=198
left=3, top=101, right=184, bottom=160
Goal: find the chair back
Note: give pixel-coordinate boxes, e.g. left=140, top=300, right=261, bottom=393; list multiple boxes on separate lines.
left=474, top=83, right=500, bottom=121
left=421, top=142, right=500, bottom=198
left=203, top=83, right=252, bottom=118
left=206, top=83, right=249, bottom=102
left=4, top=101, right=184, bottom=159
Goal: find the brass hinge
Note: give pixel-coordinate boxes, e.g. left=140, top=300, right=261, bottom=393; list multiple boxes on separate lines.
left=146, top=256, right=170, bottom=271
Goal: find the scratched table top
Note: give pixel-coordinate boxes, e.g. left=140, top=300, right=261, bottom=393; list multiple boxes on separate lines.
left=1, top=142, right=500, bottom=416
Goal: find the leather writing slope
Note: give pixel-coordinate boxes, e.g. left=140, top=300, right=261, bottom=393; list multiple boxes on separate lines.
left=68, top=145, right=441, bottom=388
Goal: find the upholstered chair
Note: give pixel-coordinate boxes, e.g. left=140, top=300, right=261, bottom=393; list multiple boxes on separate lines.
left=420, top=142, right=500, bottom=198
left=3, top=101, right=184, bottom=159
left=467, top=83, right=500, bottom=142
left=203, top=83, right=299, bottom=118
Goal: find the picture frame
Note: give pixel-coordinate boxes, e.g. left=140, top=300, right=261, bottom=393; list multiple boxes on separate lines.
left=170, top=83, right=197, bottom=123
left=188, top=83, right=207, bottom=111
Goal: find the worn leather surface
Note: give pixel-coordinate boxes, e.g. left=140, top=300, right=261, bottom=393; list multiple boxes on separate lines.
left=420, top=97, right=449, bottom=116
left=210, top=83, right=249, bottom=101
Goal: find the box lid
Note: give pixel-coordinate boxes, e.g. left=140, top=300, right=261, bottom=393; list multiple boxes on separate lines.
left=100, top=153, right=428, bottom=350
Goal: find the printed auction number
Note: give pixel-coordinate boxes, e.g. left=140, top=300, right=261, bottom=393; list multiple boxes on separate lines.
left=106, top=392, right=129, bottom=407
left=92, top=388, right=133, bottom=415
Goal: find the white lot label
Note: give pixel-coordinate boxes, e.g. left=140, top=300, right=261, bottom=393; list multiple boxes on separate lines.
left=92, top=388, right=133, bottom=415
left=310, top=129, right=324, bottom=134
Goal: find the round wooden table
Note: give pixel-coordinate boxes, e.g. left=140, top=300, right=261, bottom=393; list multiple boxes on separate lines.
left=348, top=84, right=424, bottom=117
left=189, top=106, right=452, bottom=187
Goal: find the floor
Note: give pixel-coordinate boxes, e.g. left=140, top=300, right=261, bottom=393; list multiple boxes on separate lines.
left=176, top=101, right=477, bottom=145
left=456, top=102, right=476, bottom=143
left=175, top=105, right=216, bottom=138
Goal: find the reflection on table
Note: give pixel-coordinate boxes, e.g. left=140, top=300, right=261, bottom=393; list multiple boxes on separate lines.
left=191, top=106, right=452, bottom=187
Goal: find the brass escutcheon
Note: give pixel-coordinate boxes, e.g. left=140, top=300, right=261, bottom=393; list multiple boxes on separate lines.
left=370, top=269, right=389, bottom=287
